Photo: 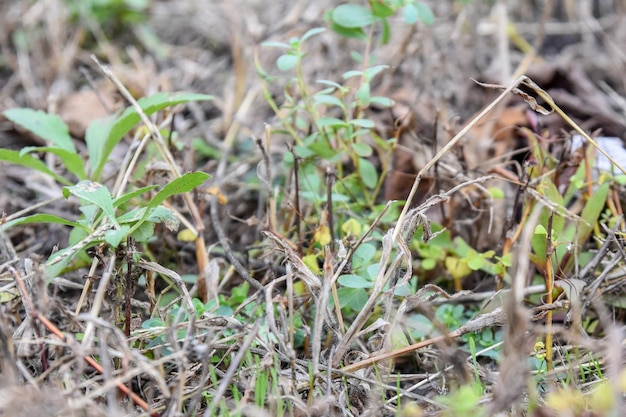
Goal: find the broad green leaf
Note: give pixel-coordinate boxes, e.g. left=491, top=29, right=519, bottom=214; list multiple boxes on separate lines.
left=371, top=1, right=395, bottom=18
left=302, top=254, right=321, bottom=274
left=353, top=243, right=376, bottom=270
left=352, top=143, right=372, bottom=157
left=414, top=2, right=435, bottom=25
left=45, top=248, right=75, bottom=280
left=118, top=206, right=179, bottom=230
left=381, top=17, right=391, bottom=44
left=554, top=182, right=610, bottom=268
left=328, top=21, right=366, bottom=39
left=64, top=181, right=118, bottom=227
left=127, top=172, right=209, bottom=235
left=0, top=213, right=83, bottom=232
left=366, top=263, right=380, bottom=279
left=87, top=92, right=213, bottom=180
left=467, top=254, right=485, bottom=270
left=147, top=172, right=209, bottom=210
left=530, top=222, right=548, bottom=266
left=403, top=3, right=419, bottom=24
left=338, top=274, right=372, bottom=288
left=20, top=146, right=86, bottom=180
left=0, top=149, right=72, bottom=185
left=142, top=318, right=165, bottom=328
left=343, top=70, right=363, bottom=79
left=104, top=225, right=131, bottom=247
left=341, top=218, right=363, bottom=236
left=421, top=258, right=437, bottom=270
left=579, top=182, right=609, bottom=238
left=3, top=108, right=75, bottom=152
left=130, top=221, right=155, bottom=242
left=336, top=287, right=369, bottom=310
left=358, top=157, right=378, bottom=188
left=277, top=54, right=298, bottom=71
left=332, top=4, right=376, bottom=28
left=112, top=185, right=160, bottom=208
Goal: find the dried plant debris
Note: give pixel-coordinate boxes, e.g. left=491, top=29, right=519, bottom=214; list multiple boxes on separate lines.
left=2, top=0, right=626, bottom=416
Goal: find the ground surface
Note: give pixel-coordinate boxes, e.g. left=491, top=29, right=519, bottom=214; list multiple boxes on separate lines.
left=2, top=1, right=626, bottom=416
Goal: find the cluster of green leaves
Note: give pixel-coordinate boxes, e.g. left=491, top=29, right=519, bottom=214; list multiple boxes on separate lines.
left=64, top=0, right=166, bottom=56
left=66, top=0, right=149, bottom=28
left=326, top=1, right=434, bottom=43
left=258, top=1, right=511, bottom=321
left=1, top=92, right=212, bottom=278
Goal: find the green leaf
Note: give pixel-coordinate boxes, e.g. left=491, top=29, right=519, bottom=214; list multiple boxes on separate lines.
left=352, top=143, right=373, bottom=157
left=421, top=258, right=437, bottom=270
left=371, top=1, right=395, bottom=18
left=65, top=181, right=118, bottom=227
left=317, top=117, right=347, bottom=128
left=127, top=172, right=209, bottom=235
left=355, top=83, right=371, bottom=107
left=370, top=96, right=394, bottom=107
left=488, top=187, right=505, bottom=199
left=353, top=243, right=376, bottom=270
left=20, top=146, right=86, bottom=180
left=300, top=27, right=326, bottom=42
left=86, top=92, right=213, bottom=180
left=414, top=2, right=435, bottom=25
left=0, top=213, right=83, bottom=232
left=338, top=274, right=372, bottom=288
left=118, top=206, right=179, bottom=230
left=0, top=149, right=72, bottom=185
left=112, top=185, right=160, bottom=208
left=467, top=255, right=485, bottom=270
left=403, top=3, right=419, bottom=24
left=331, top=4, right=376, bottom=28
left=358, top=157, right=378, bottom=188
left=276, top=54, right=298, bottom=71
left=313, top=94, right=345, bottom=109
left=364, top=65, right=389, bottom=79
left=337, top=287, right=369, bottom=310
left=261, top=41, right=290, bottom=49
left=148, top=172, right=209, bottom=210
left=104, top=225, right=131, bottom=248
left=350, top=118, right=375, bottom=129
left=579, top=183, right=609, bottom=238
left=130, top=221, right=155, bottom=242
left=328, top=21, right=367, bottom=39
left=3, top=108, right=75, bottom=152
left=307, top=140, right=339, bottom=159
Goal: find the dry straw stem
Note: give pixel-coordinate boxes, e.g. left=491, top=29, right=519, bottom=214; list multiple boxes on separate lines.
left=393, top=74, right=626, bottom=243
left=202, top=320, right=262, bottom=417
left=91, top=55, right=211, bottom=301
left=11, top=267, right=159, bottom=416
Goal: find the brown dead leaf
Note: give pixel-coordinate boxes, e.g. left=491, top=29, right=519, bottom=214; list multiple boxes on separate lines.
left=58, top=87, right=120, bottom=138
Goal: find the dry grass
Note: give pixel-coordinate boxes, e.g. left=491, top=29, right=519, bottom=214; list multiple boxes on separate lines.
left=2, top=1, right=626, bottom=416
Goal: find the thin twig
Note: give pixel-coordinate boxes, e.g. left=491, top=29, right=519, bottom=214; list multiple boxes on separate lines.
left=209, top=196, right=264, bottom=292
left=203, top=320, right=261, bottom=417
